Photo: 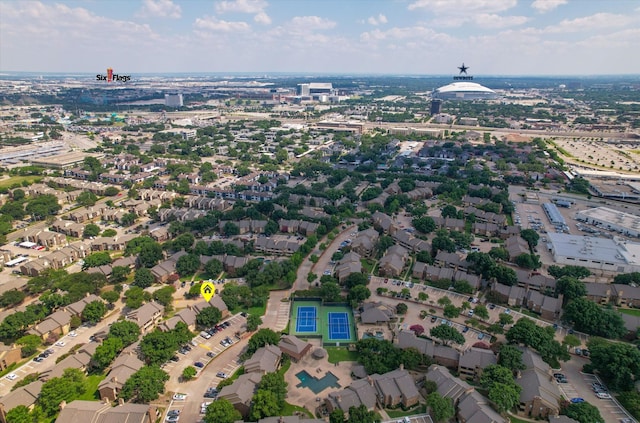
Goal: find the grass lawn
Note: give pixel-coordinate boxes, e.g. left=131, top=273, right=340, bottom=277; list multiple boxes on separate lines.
left=386, top=404, right=426, bottom=418
left=326, top=347, right=358, bottom=364
left=281, top=402, right=313, bottom=418
left=361, top=259, right=375, bottom=274
left=0, top=175, right=42, bottom=189
left=619, top=308, right=640, bottom=317
left=77, top=373, right=106, bottom=401
left=510, top=416, right=534, bottom=423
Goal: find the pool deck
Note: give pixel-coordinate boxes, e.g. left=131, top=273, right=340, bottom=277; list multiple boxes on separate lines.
left=283, top=338, right=358, bottom=414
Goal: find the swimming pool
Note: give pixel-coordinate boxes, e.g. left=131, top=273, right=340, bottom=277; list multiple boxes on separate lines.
left=295, top=370, right=341, bottom=394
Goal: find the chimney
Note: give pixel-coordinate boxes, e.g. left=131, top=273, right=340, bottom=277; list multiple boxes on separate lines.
left=367, top=376, right=374, bottom=387
left=399, top=363, right=404, bottom=371
left=59, top=400, right=67, bottom=410
left=118, top=398, right=125, bottom=406
left=336, top=395, right=342, bottom=402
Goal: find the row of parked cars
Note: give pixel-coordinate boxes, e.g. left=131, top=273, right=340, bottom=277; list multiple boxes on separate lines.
left=199, top=321, right=231, bottom=339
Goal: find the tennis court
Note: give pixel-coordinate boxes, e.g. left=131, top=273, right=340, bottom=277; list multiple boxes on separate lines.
left=295, top=306, right=318, bottom=332
left=327, top=312, right=350, bottom=340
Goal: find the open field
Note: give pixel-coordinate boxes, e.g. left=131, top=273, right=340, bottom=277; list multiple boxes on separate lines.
left=552, top=138, right=640, bottom=173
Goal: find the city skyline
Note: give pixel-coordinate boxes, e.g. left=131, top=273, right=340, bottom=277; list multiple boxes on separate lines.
left=1, top=0, right=639, bottom=75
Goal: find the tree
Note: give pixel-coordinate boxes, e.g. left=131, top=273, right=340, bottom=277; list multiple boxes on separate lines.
left=346, top=404, right=380, bottom=423
left=110, top=266, right=130, bottom=284
left=104, top=186, right=120, bottom=196
left=453, top=280, right=474, bottom=295
left=520, top=229, right=540, bottom=250
left=39, top=368, right=87, bottom=416
left=83, top=223, right=100, bottom=238
left=246, top=314, right=262, bottom=332
left=562, top=334, right=581, bottom=350
left=348, top=285, right=371, bottom=304
left=5, top=405, right=31, bottom=423
left=442, top=304, right=459, bottom=318
left=223, top=222, right=240, bottom=236
left=204, top=258, right=223, bottom=278
left=102, top=228, right=117, bottom=237
left=176, top=253, right=200, bottom=276
left=562, top=402, right=604, bottom=423
left=16, top=334, right=42, bottom=357
left=556, top=276, right=586, bottom=304
left=109, top=320, right=140, bottom=346
left=25, top=194, right=61, bottom=220
left=92, top=337, right=124, bottom=370
left=498, top=345, right=525, bottom=372
left=119, top=365, right=169, bottom=403
left=182, top=366, right=197, bottom=381
left=488, top=382, right=520, bottom=413
left=409, top=324, right=425, bottom=336
left=329, top=408, right=345, bottom=423
left=437, top=296, right=452, bottom=306
left=320, top=282, right=342, bottom=303
left=259, top=372, right=288, bottom=408
left=492, top=265, right=518, bottom=286
left=430, top=324, right=465, bottom=345
left=82, top=251, right=112, bottom=270
left=396, top=302, right=408, bottom=315
left=506, top=318, right=569, bottom=366
left=196, top=306, right=222, bottom=329
left=133, top=268, right=154, bottom=288
left=249, top=389, right=279, bottom=421
left=427, top=392, right=455, bottom=423
left=515, top=253, right=541, bottom=269
left=344, top=273, right=369, bottom=289
left=77, top=191, right=98, bottom=207
left=441, top=205, right=458, bottom=218
left=588, top=338, right=640, bottom=391
left=246, top=329, right=281, bottom=358
left=124, top=286, right=146, bottom=309
left=413, top=216, right=436, bottom=234
left=563, top=298, right=627, bottom=339
left=0, top=289, right=26, bottom=307
left=498, top=313, right=514, bottom=326
left=204, top=398, right=241, bottom=423
left=81, top=300, right=106, bottom=324
left=549, top=265, right=591, bottom=280
left=481, top=364, right=515, bottom=389
left=153, top=286, right=175, bottom=307
left=474, top=304, right=489, bottom=320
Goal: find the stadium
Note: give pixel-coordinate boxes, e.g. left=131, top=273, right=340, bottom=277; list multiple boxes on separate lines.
left=433, top=81, right=498, bottom=101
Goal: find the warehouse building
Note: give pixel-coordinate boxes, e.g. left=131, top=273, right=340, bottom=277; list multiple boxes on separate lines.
left=576, top=207, right=640, bottom=238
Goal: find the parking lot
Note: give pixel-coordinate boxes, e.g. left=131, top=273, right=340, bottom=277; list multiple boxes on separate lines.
left=382, top=414, right=433, bottom=423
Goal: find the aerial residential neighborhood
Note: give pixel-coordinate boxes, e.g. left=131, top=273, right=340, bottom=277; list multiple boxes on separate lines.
left=1, top=2, right=640, bottom=423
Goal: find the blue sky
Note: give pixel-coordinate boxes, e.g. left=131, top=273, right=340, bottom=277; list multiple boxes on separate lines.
left=1, top=0, right=639, bottom=75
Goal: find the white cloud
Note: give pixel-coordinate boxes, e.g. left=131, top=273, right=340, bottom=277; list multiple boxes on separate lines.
left=288, top=16, right=337, bottom=32
left=215, top=0, right=267, bottom=14
left=137, top=0, right=181, bottom=19
left=215, top=0, right=271, bottom=25
left=254, top=11, right=271, bottom=24
left=546, top=13, right=635, bottom=33
left=474, top=14, right=529, bottom=28
left=408, top=0, right=517, bottom=15
left=368, top=14, right=388, bottom=26
left=194, top=16, right=251, bottom=32
left=531, top=0, right=568, bottom=13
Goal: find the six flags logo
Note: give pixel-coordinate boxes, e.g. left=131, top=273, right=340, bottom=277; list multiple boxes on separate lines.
left=96, top=68, right=131, bottom=83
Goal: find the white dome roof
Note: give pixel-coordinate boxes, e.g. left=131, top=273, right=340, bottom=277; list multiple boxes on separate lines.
left=435, top=82, right=496, bottom=94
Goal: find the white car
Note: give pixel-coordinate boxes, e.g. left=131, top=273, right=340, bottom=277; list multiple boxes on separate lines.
left=172, top=393, right=187, bottom=401
left=55, top=341, right=65, bottom=347
left=5, top=373, right=18, bottom=381
left=596, top=392, right=611, bottom=399
left=69, top=331, right=77, bottom=337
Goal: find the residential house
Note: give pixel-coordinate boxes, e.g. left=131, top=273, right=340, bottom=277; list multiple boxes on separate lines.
left=28, top=309, right=72, bottom=340
left=66, top=294, right=102, bottom=317
left=378, top=245, right=408, bottom=277
left=359, top=302, right=395, bottom=325
left=126, top=302, right=164, bottom=333
left=0, top=344, right=22, bottom=371
left=457, top=390, right=507, bottom=423
left=371, top=368, right=421, bottom=408
left=434, top=252, right=471, bottom=271
left=98, top=353, right=145, bottom=401
left=396, top=330, right=460, bottom=368
left=584, top=282, right=613, bottom=305
left=191, top=295, right=229, bottom=319
left=218, top=372, right=263, bottom=418
left=278, top=335, right=312, bottom=362
left=150, top=251, right=187, bottom=283
left=335, top=252, right=362, bottom=283
left=254, top=237, right=303, bottom=256
left=279, top=219, right=320, bottom=236
left=158, top=308, right=197, bottom=332
left=325, top=378, right=378, bottom=415
left=244, top=345, right=281, bottom=375
left=505, top=236, right=530, bottom=261
left=351, top=228, right=379, bottom=258
left=27, top=230, right=66, bottom=248
left=458, top=347, right=497, bottom=381
left=149, top=227, right=170, bottom=242
left=613, top=284, right=640, bottom=308
left=516, top=349, right=562, bottom=419
left=432, top=217, right=466, bottom=232
left=39, top=343, right=96, bottom=381
left=372, top=212, right=395, bottom=235
left=392, top=230, right=430, bottom=253
left=56, top=401, right=157, bottom=423
left=489, top=282, right=527, bottom=307
left=524, top=291, right=563, bottom=320
left=0, top=380, right=43, bottom=423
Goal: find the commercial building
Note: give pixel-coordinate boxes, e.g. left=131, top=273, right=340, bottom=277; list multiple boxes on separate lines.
left=165, top=93, right=183, bottom=107
left=297, top=83, right=333, bottom=96
left=546, top=233, right=640, bottom=274
left=542, top=202, right=568, bottom=231
left=433, top=82, right=497, bottom=101
left=576, top=207, right=640, bottom=238
left=30, top=151, right=104, bottom=170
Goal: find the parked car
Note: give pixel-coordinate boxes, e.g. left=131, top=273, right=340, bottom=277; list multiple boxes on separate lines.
left=166, top=415, right=180, bottom=422
left=462, top=326, right=469, bottom=333
left=200, top=331, right=211, bottom=339
left=430, top=316, right=437, bottom=323
left=55, top=341, right=65, bottom=347
left=216, top=372, right=228, bottom=379
left=170, top=356, right=180, bottom=362
left=194, top=362, right=205, bottom=368
left=596, top=392, right=611, bottom=399
left=5, top=373, right=17, bottom=381
left=172, top=394, right=187, bottom=401
left=206, top=351, right=216, bottom=358
left=570, top=398, right=584, bottom=403
left=34, top=356, right=45, bottom=362
left=69, top=331, right=77, bottom=337
left=167, top=410, right=180, bottom=417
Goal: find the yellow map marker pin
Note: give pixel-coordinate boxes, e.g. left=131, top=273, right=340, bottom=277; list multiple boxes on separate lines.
left=201, top=281, right=216, bottom=302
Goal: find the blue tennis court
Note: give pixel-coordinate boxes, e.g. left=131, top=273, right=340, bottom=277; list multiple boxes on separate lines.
left=296, top=306, right=317, bottom=332
left=327, top=312, right=350, bottom=340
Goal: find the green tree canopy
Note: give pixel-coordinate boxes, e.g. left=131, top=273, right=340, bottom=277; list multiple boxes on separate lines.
left=588, top=337, right=640, bottom=391
left=83, top=223, right=100, bottom=238
left=109, top=320, right=140, bottom=346
left=39, top=368, right=87, bottom=416
left=81, top=300, right=106, bottom=324
left=430, top=324, right=465, bottom=345
left=246, top=328, right=280, bottom=358
left=204, top=398, right=242, bottom=423
left=196, top=306, right=222, bottom=329
left=249, top=389, right=279, bottom=421
left=426, top=392, right=455, bottom=423
left=133, top=268, right=155, bottom=288
left=563, top=298, right=627, bottom=339
left=119, top=366, right=169, bottom=403
left=498, top=345, right=525, bottom=372
left=562, top=402, right=604, bottom=423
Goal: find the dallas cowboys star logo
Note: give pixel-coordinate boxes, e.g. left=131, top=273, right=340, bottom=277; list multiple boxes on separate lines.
left=458, top=63, right=469, bottom=75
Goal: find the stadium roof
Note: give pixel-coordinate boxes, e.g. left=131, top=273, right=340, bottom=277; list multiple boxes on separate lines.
left=435, top=82, right=496, bottom=94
